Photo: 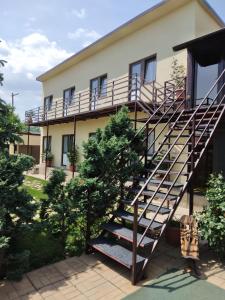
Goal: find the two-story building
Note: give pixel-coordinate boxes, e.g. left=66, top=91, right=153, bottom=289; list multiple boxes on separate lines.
left=26, top=0, right=223, bottom=172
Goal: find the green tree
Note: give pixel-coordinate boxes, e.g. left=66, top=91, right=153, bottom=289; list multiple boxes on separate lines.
left=0, top=98, right=36, bottom=279
left=197, top=174, right=225, bottom=259
left=40, top=169, right=77, bottom=252
left=0, top=99, right=24, bottom=151
left=71, top=106, right=144, bottom=243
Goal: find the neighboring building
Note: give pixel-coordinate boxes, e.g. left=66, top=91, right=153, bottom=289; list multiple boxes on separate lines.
left=25, top=0, right=225, bottom=284
left=9, top=131, right=40, bottom=163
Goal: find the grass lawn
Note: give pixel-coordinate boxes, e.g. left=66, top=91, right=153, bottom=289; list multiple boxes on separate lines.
left=23, top=175, right=47, bottom=201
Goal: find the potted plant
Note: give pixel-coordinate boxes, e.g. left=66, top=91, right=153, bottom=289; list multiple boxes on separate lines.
left=67, top=145, right=79, bottom=172
left=165, top=219, right=180, bottom=247
left=44, top=152, right=54, bottom=167
left=170, top=58, right=186, bottom=101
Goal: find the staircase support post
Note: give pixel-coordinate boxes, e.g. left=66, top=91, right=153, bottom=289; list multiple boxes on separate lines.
left=44, top=122, right=49, bottom=180
left=72, top=115, right=76, bottom=179
left=188, top=180, right=194, bottom=215
left=132, top=201, right=138, bottom=285
left=189, top=116, right=196, bottom=215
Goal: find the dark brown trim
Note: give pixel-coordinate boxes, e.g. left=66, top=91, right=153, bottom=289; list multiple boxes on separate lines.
left=20, top=132, right=40, bottom=136
left=173, top=28, right=225, bottom=52
left=29, top=101, right=138, bottom=127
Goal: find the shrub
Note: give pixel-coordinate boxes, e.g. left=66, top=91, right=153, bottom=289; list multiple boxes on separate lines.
left=6, top=250, right=30, bottom=281
left=197, top=174, right=225, bottom=259
left=13, top=225, right=64, bottom=270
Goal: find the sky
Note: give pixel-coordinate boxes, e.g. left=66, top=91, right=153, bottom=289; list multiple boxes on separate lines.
left=0, top=0, right=225, bottom=120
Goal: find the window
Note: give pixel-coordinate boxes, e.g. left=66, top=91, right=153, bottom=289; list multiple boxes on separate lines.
left=62, top=135, right=75, bottom=166
left=144, top=58, right=157, bottom=83
left=63, top=87, right=75, bottom=107
left=130, top=56, right=156, bottom=83
left=42, top=136, right=52, bottom=162
left=42, top=136, right=52, bottom=153
left=99, top=76, right=107, bottom=97
left=90, top=74, right=107, bottom=110
left=44, top=95, right=53, bottom=111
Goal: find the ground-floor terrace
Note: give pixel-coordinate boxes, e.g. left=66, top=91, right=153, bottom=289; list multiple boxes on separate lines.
left=1, top=236, right=224, bottom=300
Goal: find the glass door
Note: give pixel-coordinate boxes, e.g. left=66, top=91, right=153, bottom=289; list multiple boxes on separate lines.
left=62, top=135, right=74, bottom=166
left=195, top=63, right=219, bottom=106
left=90, top=78, right=98, bottom=110
left=130, top=62, right=142, bottom=101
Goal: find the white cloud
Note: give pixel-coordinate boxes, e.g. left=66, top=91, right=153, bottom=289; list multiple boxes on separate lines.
left=71, top=8, right=86, bottom=19
left=26, top=72, right=35, bottom=80
left=0, top=33, right=72, bottom=75
left=67, top=28, right=101, bottom=47
left=0, top=33, right=72, bottom=118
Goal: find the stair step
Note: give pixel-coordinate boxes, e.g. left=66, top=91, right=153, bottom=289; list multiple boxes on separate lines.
left=89, top=237, right=145, bottom=269
left=102, top=222, right=154, bottom=247
left=146, top=169, right=188, bottom=176
left=160, top=142, right=204, bottom=146
left=147, top=158, right=191, bottom=165
left=114, top=210, right=163, bottom=230
left=123, top=199, right=171, bottom=214
left=167, top=134, right=208, bottom=138
left=135, top=177, right=183, bottom=188
left=173, top=125, right=214, bottom=130
left=131, top=188, right=177, bottom=200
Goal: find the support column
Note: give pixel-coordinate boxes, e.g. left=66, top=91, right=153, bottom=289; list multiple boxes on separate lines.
left=72, top=115, right=76, bottom=178
left=27, top=125, right=30, bottom=155
left=45, top=123, right=49, bottom=180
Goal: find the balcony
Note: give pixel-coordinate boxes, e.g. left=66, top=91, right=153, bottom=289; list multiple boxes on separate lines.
left=25, top=74, right=184, bottom=126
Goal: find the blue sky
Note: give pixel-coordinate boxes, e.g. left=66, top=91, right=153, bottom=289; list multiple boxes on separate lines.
left=0, top=0, right=225, bottom=119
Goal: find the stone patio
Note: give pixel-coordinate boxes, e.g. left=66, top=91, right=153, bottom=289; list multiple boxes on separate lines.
left=1, top=241, right=224, bottom=300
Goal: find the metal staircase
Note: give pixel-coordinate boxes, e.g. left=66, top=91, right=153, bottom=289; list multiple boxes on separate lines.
left=88, top=69, right=225, bottom=285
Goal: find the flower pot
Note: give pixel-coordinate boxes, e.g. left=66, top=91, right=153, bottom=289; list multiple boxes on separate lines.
left=46, top=160, right=52, bottom=167
left=175, top=89, right=186, bottom=101
left=165, top=226, right=180, bottom=247
left=69, top=164, right=76, bottom=172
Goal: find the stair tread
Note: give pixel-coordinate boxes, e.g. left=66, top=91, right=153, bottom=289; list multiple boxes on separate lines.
left=131, top=188, right=177, bottom=200
left=89, top=237, right=145, bottom=269
left=146, top=169, right=188, bottom=176
left=102, top=222, right=154, bottom=247
left=123, top=199, right=171, bottom=214
left=136, top=177, right=183, bottom=188
left=114, top=210, right=163, bottom=230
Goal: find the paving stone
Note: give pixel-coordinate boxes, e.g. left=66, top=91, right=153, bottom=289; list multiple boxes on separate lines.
left=11, top=277, right=35, bottom=297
